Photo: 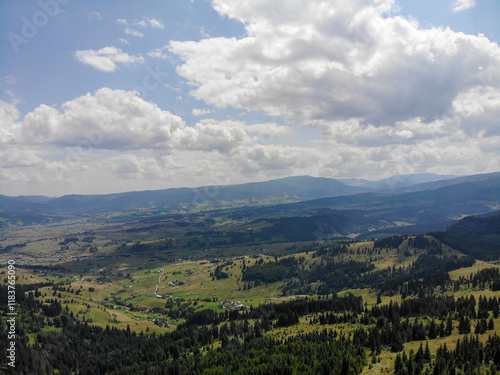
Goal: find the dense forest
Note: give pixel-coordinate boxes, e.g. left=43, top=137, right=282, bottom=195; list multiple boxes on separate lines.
left=241, top=242, right=475, bottom=296
left=430, top=214, right=500, bottom=260
left=3, top=277, right=500, bottom=374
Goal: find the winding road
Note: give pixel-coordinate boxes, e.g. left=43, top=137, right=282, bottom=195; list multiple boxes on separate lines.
left=154, top=268, right=164, bottom=295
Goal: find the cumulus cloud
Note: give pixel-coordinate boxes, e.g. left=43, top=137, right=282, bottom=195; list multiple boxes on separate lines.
left=6, top=88, right=184, bottom=150
left=179, top=119, right=292, bottom=152
left=167, top=0, right=500, bottom=181
left=0, top=100, right=20, bottom=143
left=0, top=89, right=293, bottom=156
left=2, top=80, right=497, bottom=196
left=125, top=28, right=144, bottom=38
left=169, top=0, right=500, bottom=133
left=0, top=87, right=326, bottom=195
left=0, top=148, right=43, bottom=168
left=104, top=154, right=169, bottom=179
left=178, top=120, right=248, bottom=153
left=0, top=147, right=89, bottom=192
left=235, top=144, right=321, bottom=173
left=3, top=0, right=500, bottom=196
left=452, top=86, right=500, bottom=136
left=451, top=0, right=476, bottom=12
left=74, top=46, right=144, bottom=72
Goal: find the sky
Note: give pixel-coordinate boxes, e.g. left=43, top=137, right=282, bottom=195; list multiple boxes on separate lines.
left=0, top=0, right=499, bottom=197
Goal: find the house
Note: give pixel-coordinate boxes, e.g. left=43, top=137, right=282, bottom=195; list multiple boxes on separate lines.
left=218, top=301, right=245, bottom=311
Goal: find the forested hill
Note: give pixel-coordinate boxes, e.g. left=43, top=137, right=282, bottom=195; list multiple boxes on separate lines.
left=220, top=174, right=500, bottom=240
left=445, top=212, right=500, bottom=234
left=431, top=213, right=500, bottom=261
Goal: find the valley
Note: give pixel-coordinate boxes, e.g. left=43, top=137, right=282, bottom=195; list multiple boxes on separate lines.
left=1, top=172, right=500, bottom=374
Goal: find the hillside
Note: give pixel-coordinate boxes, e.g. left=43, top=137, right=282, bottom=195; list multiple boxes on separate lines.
left=215, top=174, right=500, bottom=240
left=431, top=213, right=500, bottom=260
left=2, top=212, right=500, bottom=374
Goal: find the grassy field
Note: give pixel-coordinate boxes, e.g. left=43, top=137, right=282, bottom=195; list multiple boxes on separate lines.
left=4, top=224, right=500, bottom=374
left=8, top=231, right=498, bottom=334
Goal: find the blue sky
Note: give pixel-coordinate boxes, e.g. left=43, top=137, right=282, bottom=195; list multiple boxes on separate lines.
left=0, top=0, right=245, bottom=122
left=0, top=0, right=499, bottom=196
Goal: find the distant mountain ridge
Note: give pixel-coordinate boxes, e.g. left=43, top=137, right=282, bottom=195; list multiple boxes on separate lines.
left=394, top=171, right=500, bottom=193
left=0, top=176, right=372, bottom=224
left=30, top=176, right=373, bottom=214
left=221, top=173, right=500, bottom=240
left=0, top=172, right=499, bottom=227
left=339, top=173, right=459, bottom=191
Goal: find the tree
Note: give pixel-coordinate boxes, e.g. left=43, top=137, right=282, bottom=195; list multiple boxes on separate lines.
left=458, top=316, right=471, bottom=334
left=428, top=319, right=437, bottom=339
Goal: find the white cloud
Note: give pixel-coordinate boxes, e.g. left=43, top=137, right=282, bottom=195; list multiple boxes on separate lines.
left=104, top=154, right=169, bottom=179
left=192, top=108, right=212, bottom=116
left=1, top=106, right=499, bottom=195
left=452, top=86, right=500, bottom=136
left=0, top=149, right=44, bottom=168
left=5, top=0, right=500, bottom=197
left=144, top=17, right=165, bottom=29
left=125, top=28, right=144, bottom=38
left=86, top=10, right=102, bottom=20
left=235, top=144, right=321, bottom=172
left=134, top=20, right=148, bottom=27
left=178, top=120, right=248, bottom=153
left=0, top=169, right=33, bottom=184
left=451, top=0, right=476, bottom=12
left=0, top=147, right=88, bottom=192
left=132, top=17, right=165, bottom=29
left=167, top=0, right=500, bottom=181
left=169, top=0, right=500, bottom=133
left=164, top=83, right=182, bottom=93
left=148, top=46, right=170, bottom=59
left=0, top=90, right=290, bottom=156
left=0, top=90, right=330, bottom=195
left=0, top=100, right=20, bottom=143
left=2, top=82, right=498, bottom=196
left=11, top=88, right=185, bottom=150
left=117, top=17, right=165, bottom=38
left=74, top=46, right=144, bottom=72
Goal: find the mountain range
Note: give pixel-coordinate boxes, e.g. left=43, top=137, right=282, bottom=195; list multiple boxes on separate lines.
left=337, top=173, right=459, bottom=191
left=0, top=172, right=499, bottom=230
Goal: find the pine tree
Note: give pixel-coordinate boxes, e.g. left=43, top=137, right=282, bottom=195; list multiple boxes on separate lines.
left=428, top=319, right=437, bottom=339
left=488, top=317, right=495, bottom=330
left=424, top=342, right=431, bottom=362
left=394, top=353, right=403, bottom=374
left=458, top=316, right=471, bottom=334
